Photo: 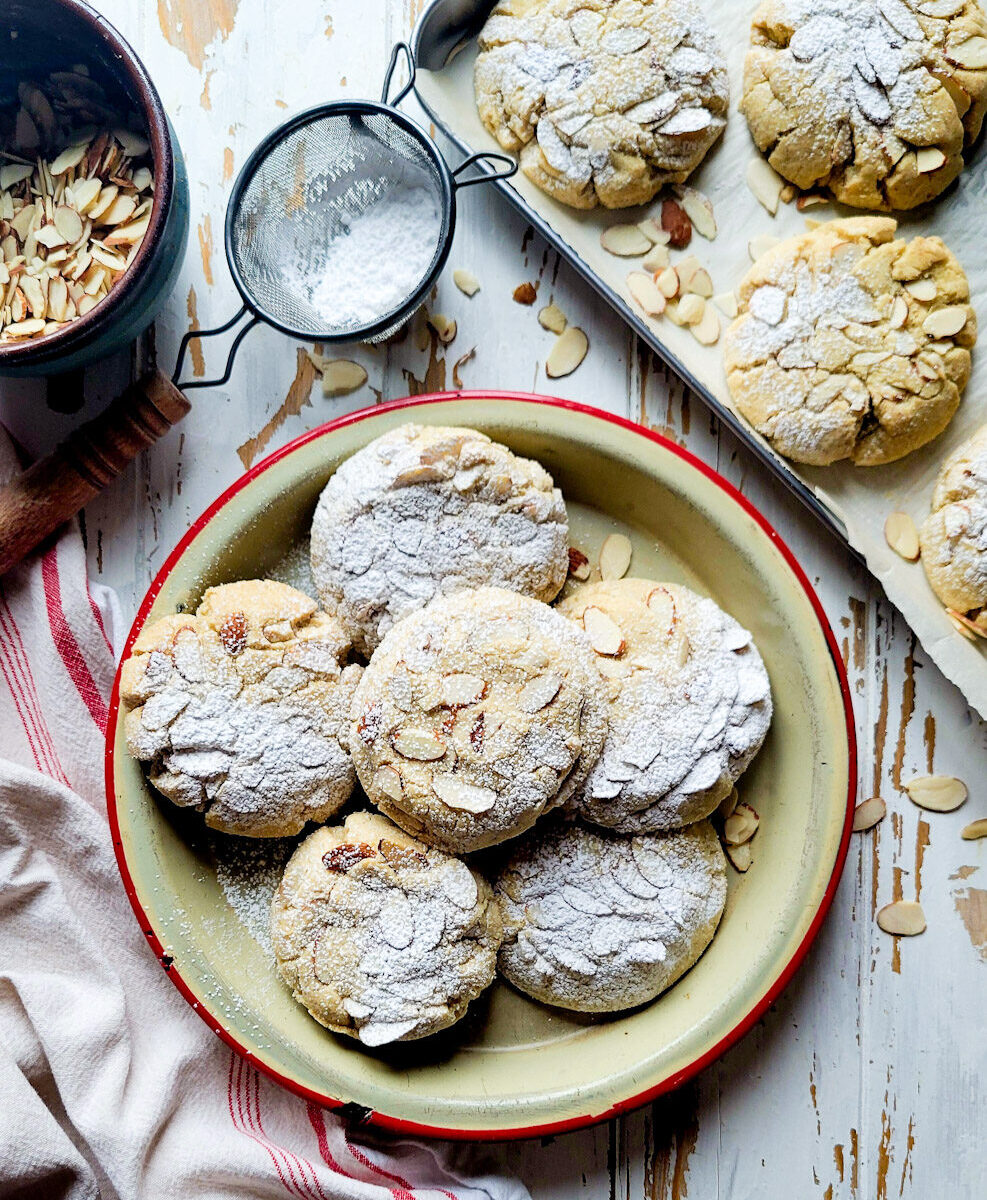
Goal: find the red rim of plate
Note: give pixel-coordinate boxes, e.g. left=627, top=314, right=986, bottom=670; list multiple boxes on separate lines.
left=104, top=391, right=858, bottom=1142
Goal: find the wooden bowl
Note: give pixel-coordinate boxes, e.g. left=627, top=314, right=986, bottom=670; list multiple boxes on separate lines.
left=0, top=0, right=189, bottom=375
left=105, top=393, right=856, bottom=1140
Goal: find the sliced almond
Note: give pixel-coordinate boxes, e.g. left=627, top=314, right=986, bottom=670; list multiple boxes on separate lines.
left=685, top=267, right=713, bottom=298
left=441, top=672, right=486, bottom=707
left=583, top=606, right=625, bottom=656
left=372, top=765, right=403, bottom=801
left=600, top=224, right=652, bottom=256
left=677, top=294, right=705, bottom=326
left=636, top=219, right=669, bottom=245
left=320, top=359, right=367, bottom=397
left=452, top=267, right=480, bottom=296
left=2, top=317, right=45, bottom=337
left=690, top=304, right=720, bottom=346
left=948, top=35, right=987, bottom=69
left=0, top=163, right=33, bottom=189
left=718, top=786, right=740, bottom=821
left=725, top=841, right=752, bottom=872
left=749, top=233, right=781, bottom=262
left=946, top=608, right=987, bottom=639
left=877, top=900, right=926, bottom=937
left=675, top=632, right=691, bottom=667
left=538, top=302, right=567, bottom=333
left=853, top=795, right=887, bottom=832
left=645, top=586, right=676, bottom=634
left=922, top=305, right=968, bottom=338
left=567, top=547, right=591, bottom=580
left=599, top=532, right=632, bottom=580
left=795, top=192, right=828, bottom=210
left=713, top=291, right=738, bottom=318
left=663, top=299, right=685, bottom=326
left=888, top=295, right=909, bottom=329
left=427, top=312, right=456, bottom=343
left=746, top=157, right=785, bottom=215
left=391, top=727, right=446, bottom=761
left=903, top=774, right=967, bottom=812
left=724, top=802, right=759, bottom=846
left=915, top=146, right=947, bottom=174
left=905, top=278, right=937, bottom=302
left=655, top=266, right=679, bottom=298
left=518, top=672, right=562, bottom=713
left=673, top=185, right=717, bottom=239
left=545, top=326, right=588, bottom=378
left=49, top=143, right=87, bottom=176
left=642, top=242, right=670, bottom=272
left=961, top=818, right=987, bottom=840
left=626, top=270, right=666, bottom=317
left=884, top=511, right=920, bottom=561
left=431, top=775, right=497, bottom=813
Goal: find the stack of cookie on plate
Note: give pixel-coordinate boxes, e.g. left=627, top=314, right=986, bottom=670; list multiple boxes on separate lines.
left=120, top=424, right=773, bottom=1048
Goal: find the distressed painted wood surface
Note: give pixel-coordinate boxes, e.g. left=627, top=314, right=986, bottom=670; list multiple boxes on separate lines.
left=2, top=1, right=984, bottom=1195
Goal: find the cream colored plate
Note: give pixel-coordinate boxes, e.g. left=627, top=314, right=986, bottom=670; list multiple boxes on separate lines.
left=106, top=394, right=855, bottom=1139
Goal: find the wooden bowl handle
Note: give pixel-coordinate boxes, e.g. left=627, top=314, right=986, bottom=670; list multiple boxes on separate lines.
left=0, top=369, right=190, bottom=576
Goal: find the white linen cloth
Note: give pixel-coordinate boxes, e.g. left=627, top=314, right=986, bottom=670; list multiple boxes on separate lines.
left=0, top=430, right=527, bottom=1200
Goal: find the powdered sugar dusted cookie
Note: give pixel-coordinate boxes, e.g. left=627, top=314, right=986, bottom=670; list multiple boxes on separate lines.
left=920, top=423, right=987, bottom=633
left=742, top=0, right=987, bottom=210
left=121, top=580, right=362, bottom=838
left=474, top=0, right=729, bottom=209
left=350, top=587, right=608, bottom=853
left=310, top=424, right=569, bottom=655
left=495, top=818, right=726, bottom=1012
left=724, top=217, right=975, bottom=467
left=557, top=579, right=771, bottom=832
left=271, top=811, right=502, bottom=1045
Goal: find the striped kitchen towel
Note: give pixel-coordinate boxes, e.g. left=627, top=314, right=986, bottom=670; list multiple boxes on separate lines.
left=0, top=427, right=527, bottom=1200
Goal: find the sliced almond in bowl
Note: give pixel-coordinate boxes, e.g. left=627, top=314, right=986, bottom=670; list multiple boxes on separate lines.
left=545, top=326, right=588, bottom=378
left=599, top=532, right=632, bottom=580
left=903, top=774, right=967, bottom=812
left=884, top=511, right=920, bottom=561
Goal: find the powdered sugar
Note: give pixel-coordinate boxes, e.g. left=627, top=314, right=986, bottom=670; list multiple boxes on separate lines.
left=495, top=818, right=727, bottom=1012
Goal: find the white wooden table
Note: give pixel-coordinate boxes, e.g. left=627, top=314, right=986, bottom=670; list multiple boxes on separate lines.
left=2, top=2, right=984, bottom=1195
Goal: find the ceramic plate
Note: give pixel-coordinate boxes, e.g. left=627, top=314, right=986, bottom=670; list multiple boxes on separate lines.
left=106, top=393, right=856, bottom=1139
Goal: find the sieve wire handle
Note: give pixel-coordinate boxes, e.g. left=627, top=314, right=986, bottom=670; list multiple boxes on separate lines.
left=451, top=152, right=518, bottom=189
left=381, top=42, right=415, bottom=107
left=173, top=306, right=262, bottom=391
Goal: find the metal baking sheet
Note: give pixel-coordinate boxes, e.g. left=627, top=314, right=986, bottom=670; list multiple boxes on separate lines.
left=411, top=0, right=987, bottom=719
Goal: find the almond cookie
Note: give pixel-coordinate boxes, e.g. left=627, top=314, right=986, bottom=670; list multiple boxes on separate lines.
left=310, top=423, right=569, bottom=655
left=557, top=579, right=771, bottom=831
left=121, top=580, right=362, bottom=838
left=724, top=217, right=976, bottom=466
left=494, top=818, right=726, bottom=1012
left=741, top=0, right=987, bottom=210
left=920, top=424, right=987, bottom=632
left=271, top=811, right=502, bottom=1046
left=473, top=0, right=729, bottom=209
left=350, top=587, right=608, bottom=853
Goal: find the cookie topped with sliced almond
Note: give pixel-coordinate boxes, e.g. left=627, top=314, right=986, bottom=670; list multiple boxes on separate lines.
left=349, top=587, right=608, bottom=853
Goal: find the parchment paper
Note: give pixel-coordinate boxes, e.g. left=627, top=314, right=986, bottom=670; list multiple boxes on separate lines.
left=415, top=0, right=987, bottom=718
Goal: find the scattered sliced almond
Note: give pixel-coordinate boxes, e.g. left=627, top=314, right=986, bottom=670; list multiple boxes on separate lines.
left=961, top=818, right=987, bottom=840
left=946, top=608, right=987, bottom=639
left=513, top=281, right=537, bottom=304
left=684, top=267, right=713, bottom=299
left=725, top=841, right=752, bottom=872
left=538, top=302, right=567, bottom=333
left=568, top=547, right=591, bottom=580
left=853, top=796, right=887, bottom=832
left=599, top=532, right=632, bottom=580
left=690, top=304, right=720, bottom=346
left=655, top=267, right=679, bottom=299
left=884, top=511, right=920, bottom=561
left=453, top=267, right=480, bottom=296
left=905, top=278, right=937, bottom=302
left=749, top=233, right=781, bottom=262
left=319, top=359, right=367, bottom=397
left=663, top=299, right=685, bottom=326
left=718, top=786, right=739, bottom=821
left=673, top=185, right=717, bottom=240
left=545, top=325, right=588, bottom=378
left=746, top=157, right=785, bottom=215
left=903, top=774, right=967, bottom=812
left=724, top=802, right=759, bottom=846
left=626, top=270, right=666, bottom=317
left=427, top=312, right=457, bottom=343
left=518, top=672, right=562, bottom=713
left=391, top=727, right=446, bottom=761
left=915, top=146, right=947, bottom=174
left=877, top=900, right=926, bottom=937
left=923, top=305, right=968, bottom=338
left=713, top=292, right=738, bottom=318
left=795, top=192, right=828, bottom=210
left=677, top=294, right=705, bottom=326
left=780, top=183, right=797, bottom=204
left=642, top=242, right=670, bottom=272
left=600, top=224, right=653, bottom=256
left=583, top=606, right=625, bottom=656
left=636, top=219, right=669, bottom=245
left=431, top=775, right=497, bottom=813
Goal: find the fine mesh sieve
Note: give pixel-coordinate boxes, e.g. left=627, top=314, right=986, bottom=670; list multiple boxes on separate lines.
left=173, top=44, right=515, bottom=390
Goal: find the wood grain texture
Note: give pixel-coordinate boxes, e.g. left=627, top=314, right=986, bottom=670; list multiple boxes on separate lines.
left=0, top=1, right=982, bottom=1195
